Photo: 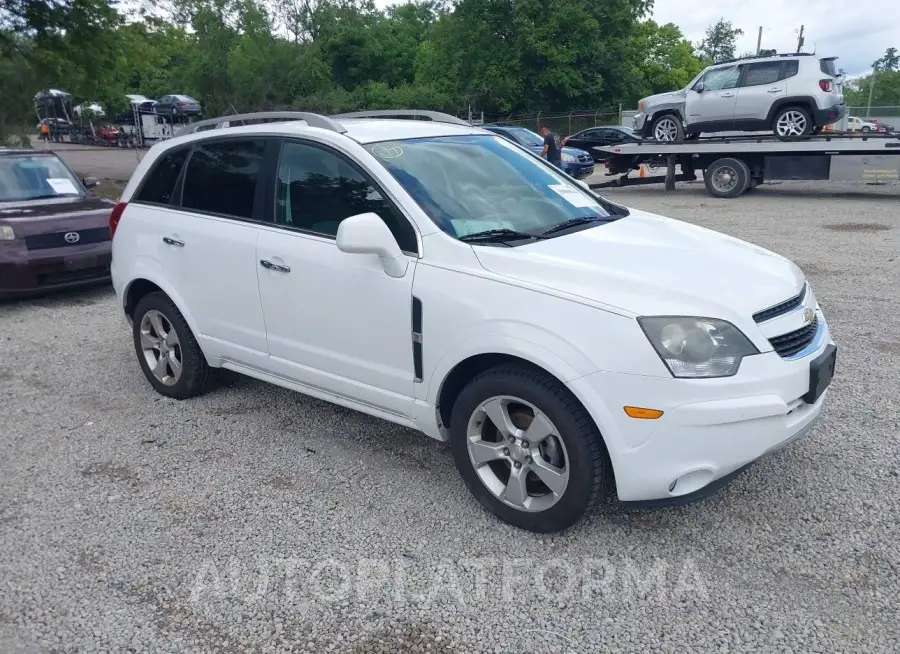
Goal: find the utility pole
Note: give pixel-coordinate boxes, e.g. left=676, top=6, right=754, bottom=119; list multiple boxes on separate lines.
left=866, top=64, right=878, bottom=117
left=796, top=25, right=805, bottom=53
left=756, top=26, right=763, bottom=55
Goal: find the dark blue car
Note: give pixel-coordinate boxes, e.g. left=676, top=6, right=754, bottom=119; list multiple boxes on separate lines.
left=482, top=125, right=595, bottom=179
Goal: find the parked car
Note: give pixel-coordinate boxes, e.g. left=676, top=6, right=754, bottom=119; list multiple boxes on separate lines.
left=634, top=53, right=846, bottom=140
left=74, top=102, right=105, bottom=118
left=562, top=125, right=642, bottom=161
left=83, top=124, right=122, bottom=146
left=482, top=124, right=595, bottom=178
left=0, top=150, right=113, bottom=298
left=109, top=112, right=837, bottom=533
left=153, top=94, right=202, bottom=117
left=125, top=94, right=158, bottom=114
left=847, top=116, right=878, bottom=132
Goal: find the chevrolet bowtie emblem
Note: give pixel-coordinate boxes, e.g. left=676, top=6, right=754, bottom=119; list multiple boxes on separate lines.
left=803, top=307, right=815, bottom=324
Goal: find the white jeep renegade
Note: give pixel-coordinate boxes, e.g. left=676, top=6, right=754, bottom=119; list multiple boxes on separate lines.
left=109, top=110, right=837, bottom=533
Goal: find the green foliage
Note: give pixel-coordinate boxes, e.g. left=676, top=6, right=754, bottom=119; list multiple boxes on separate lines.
left=842, top=49, right=900, bottom=111
left=696, top=18, right=743, bottom=64
left=3, top=0, right=779, bottom=132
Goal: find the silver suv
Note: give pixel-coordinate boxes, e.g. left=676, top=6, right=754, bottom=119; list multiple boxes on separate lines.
left=634, top=53, right=846, bottom=141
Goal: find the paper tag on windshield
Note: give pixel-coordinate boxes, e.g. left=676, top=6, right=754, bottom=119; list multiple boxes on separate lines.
left=548, top=184, right=598, bottom=208
left=46, top=178, right=79, bottom=195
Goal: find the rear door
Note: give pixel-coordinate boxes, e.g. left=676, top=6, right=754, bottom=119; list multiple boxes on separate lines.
left=134, top=137, right=275, bottom=366
left=733, top=61, right=786, bottom=125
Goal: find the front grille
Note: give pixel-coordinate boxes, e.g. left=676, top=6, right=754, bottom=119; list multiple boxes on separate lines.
left=25, top=227, right=110, bottom=251
left=37, top=265, right=110, bottom=287
left=753, top=284, right=807, bottom=323
left=769, top=316, right=818, bottom=358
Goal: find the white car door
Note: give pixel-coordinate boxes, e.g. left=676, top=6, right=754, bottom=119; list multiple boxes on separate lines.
left=255, top=139, right=421, bottom=419
left=684, top=64, right=741, bottom=130
left=146, top=137, right=273, bottom=366
left=733, top=61, right=786, bottom=126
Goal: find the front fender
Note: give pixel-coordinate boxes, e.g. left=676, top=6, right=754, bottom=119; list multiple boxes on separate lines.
left=421, top=321, right=600, bottom=407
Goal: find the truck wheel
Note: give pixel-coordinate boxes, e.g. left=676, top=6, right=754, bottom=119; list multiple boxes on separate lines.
left=703, top=158, right=751, bottom=199
left=651, top=114, right=684, bottom=142
left=773, top=106, right=813, bottom=139
left=449, top=364, right=612, bottom=533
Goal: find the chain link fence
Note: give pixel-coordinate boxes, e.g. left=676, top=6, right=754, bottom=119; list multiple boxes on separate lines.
left=475, top=107, right=626, bottom=135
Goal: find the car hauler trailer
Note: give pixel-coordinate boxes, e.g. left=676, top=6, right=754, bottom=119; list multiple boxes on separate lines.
left=590, top=132, right=900, bottom=198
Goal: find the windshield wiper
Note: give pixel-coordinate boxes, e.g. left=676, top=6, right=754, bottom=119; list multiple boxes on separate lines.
left=540, top=216, right=613, bottom=236
left=458, top=228, right=546, bottom=244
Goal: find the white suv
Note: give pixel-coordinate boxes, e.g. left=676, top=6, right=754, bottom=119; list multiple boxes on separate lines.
left=110, top=110, right=837, bottom=533
left=634, top=53, right=846, bottom=140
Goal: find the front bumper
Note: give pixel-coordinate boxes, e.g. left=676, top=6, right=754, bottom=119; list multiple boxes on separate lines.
left=563, top=161, right=595, bottom=179
left=569, top=318, right=835, bottom=503
left=633, top=112, right=648, bottom=133
left=0, top=243, right=111, bottom=299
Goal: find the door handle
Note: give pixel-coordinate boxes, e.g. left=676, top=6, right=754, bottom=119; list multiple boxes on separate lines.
left=162, top=237, right=184, bottom=247
left=260, top=259, right=290, bottom=273
left=720, top=92, right=736, bottom=98
left=767, top=88, right=783, bottom=94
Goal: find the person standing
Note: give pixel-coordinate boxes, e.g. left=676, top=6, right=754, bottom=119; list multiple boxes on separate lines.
left=540, top=125, right=562, bottom=169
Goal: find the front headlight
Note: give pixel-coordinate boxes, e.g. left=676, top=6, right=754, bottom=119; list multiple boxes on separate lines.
left=638, top=101, right=645, bottom=111
left=0, top=226, right=15, bottom=241
left=638, top=316, right=759, bottom=378
left=561, top=153, right=575, bottom=163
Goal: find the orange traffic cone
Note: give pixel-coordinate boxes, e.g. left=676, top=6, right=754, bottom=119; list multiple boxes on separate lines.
left=639, top=165, right=646, bottom=178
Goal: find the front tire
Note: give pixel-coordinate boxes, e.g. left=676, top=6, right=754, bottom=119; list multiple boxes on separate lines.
left=651, top=114, right=684, bottom=142
left=449, top=364, right=612, bottom=533
left=132, top=292, right=212, bottom=400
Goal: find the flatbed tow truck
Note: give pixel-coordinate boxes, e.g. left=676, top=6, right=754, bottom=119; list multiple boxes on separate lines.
left=590, top=132, right=900, bottom=198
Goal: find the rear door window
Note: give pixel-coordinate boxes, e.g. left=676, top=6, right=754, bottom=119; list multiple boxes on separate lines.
left=135, top=148, right=188, bottom=205
left=742, top=62, right=783, bottom=87
left=180, top=138, right=268, bottom=220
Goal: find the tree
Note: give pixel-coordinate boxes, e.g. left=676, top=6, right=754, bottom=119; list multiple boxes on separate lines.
left=873, top=47, right=899, bottom=72
left=696, top=19, right=743, bottom=64
left=633, top=21, right=705, bottom=96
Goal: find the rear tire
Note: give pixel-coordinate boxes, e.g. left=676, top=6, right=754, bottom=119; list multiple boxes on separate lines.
left=651, top=114, right=684, bottom=142
left=861, top=126, right=871, bottom=133
left=132, top=292, right=212, bottom=400
left=703, top=157, right=751, bottom=199
left=449, top=364, right=613, bottom=533
left=772, top=106, right=813, bottom=139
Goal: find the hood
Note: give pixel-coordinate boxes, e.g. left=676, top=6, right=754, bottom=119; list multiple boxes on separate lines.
left=562, top=146, right=590, bottom=157
left=472, top=208, right=805, bottom=322
left=641, top=89, right=686, bottom=105
left=0, top=196, right=113, bottom=221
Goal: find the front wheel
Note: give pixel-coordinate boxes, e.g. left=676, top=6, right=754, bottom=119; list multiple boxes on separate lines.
left=449, top=364, right=612, bottom=533
left=651, top=114, right=684, bottom=142
left=861, top=126, right=872, bottom=133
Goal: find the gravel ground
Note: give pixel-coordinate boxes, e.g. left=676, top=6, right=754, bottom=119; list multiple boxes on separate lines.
left=2, top=182, right=899, bottom=653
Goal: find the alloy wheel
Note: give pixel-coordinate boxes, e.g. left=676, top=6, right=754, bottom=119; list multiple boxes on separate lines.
left=139, top=310, right=183, bottom=386
left=466, top=396, right=570, bottom=512
left=653, top=117, right=680, bottom=141
left=775, top=111, right=808, bottom=136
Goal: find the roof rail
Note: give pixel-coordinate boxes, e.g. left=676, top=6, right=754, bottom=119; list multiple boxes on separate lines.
left=329, top=109, right=470, bottom=126
left=718, top=52, right=816, bottom=65
left=174, top=111, right=347, bottom=137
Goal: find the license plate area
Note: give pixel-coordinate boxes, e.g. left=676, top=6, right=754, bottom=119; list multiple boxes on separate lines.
left=804, top=344, right=837, bottom=404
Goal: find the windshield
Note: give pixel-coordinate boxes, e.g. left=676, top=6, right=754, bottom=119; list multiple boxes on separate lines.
left=365, top=135, right=612, bottom=240
left=506, top=127, right=544, bottom=147
left=0, top=155, right=83, bottom=202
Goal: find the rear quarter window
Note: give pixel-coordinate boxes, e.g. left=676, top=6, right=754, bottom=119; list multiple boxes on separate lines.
left=783, top=60, right=799, bottom=79
left=134, top=148, right=188, bottom=205
left=820, top=59, right=837, bottom=76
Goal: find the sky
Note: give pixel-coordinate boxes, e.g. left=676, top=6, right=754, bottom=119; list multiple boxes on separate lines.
left=373, top=0, right=898, bottom=76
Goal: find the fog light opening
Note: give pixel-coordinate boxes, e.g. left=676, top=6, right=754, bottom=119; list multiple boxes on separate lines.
left=668, top=469, right=716, bottom=496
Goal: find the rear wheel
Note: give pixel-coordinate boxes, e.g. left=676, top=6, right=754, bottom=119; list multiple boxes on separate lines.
left=132, top=292, right=212, bottom=400
left=651, top=114, right=684, bottom=142
left=773, top=106, right=813, bottom=139
left=861, top=126, right=872, bottom=133
left=449, top=364, right=612, bottom=533
left=703, top=157, right=751, bottom=199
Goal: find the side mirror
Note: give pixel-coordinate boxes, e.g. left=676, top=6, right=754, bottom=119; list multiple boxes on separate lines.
left=82, top=176, right=99, bottom=188
left=336, top=212, right=408, bottom=278
left=694, top=83, right=705, bottom=93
